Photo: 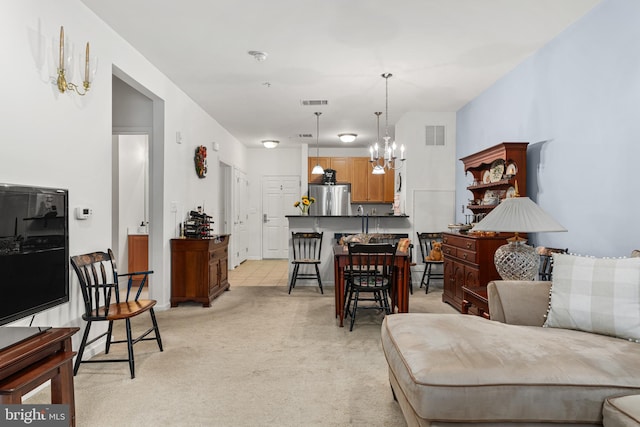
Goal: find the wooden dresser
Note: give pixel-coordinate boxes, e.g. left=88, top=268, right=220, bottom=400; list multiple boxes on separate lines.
left=442, top=232, right=504, bottom=312
left=170, top=235, right=230, bottom=307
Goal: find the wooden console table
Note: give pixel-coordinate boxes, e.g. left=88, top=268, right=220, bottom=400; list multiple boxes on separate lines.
left=0, top=327, right=79, bottom=427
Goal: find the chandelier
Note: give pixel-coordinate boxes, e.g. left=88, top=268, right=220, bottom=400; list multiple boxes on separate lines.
left=369, top=73, right=405, bottom=174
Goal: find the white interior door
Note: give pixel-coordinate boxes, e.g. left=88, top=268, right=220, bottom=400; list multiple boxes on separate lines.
left=262, top=176, right=300, bottom=259
left=232, top=168, right=249, bottom=266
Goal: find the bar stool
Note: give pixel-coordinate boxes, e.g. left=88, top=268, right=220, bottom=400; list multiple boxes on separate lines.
left=289, top=232, right=324, bottom=294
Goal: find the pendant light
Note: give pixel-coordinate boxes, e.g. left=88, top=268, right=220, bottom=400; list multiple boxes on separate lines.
left=368, top=73, right=405, bottom=174
left=311, top=112, right=324, bottom=175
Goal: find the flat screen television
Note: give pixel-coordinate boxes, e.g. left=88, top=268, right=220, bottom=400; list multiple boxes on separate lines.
left=0, top=184, right=69, bottom=328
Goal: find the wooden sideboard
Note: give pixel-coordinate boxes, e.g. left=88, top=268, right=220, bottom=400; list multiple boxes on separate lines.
left=442, top=232, right=504, bottom=313
left=170, top=235, right=230, bottom=307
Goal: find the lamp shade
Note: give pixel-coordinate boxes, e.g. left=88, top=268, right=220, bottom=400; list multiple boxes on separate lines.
left=472, top=197, right=566, bottom=233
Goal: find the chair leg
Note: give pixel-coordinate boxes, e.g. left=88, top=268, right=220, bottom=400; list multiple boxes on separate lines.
left=288, top=264, right=299, bottom=294
left=315, top=264, right=323, bottom=294
left=73, top=321, right=92, bottom=376
left=105, top=320, right=114, bottom=354
left=149, top=308, right=163, bottom=351
left=125, top=318, right=135, bottom=379
left=349, top=289, right=360, bottom=331
left=419, top=266, right=428, bottom=289
left=424, top=264, right=432, bottom=294
left=408, top=268, right=413, bottom=295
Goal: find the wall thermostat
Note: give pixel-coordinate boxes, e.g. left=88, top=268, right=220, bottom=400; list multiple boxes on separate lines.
left=75, top=207, right=93, bottom=220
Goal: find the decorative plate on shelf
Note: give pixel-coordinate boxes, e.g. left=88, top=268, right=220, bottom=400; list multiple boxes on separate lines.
left=506, top=186, right=516, bottom=198
left=489, top=159, right=505, bottom=183
left=505, top=162, right=517, bottom=176
left=482, top=190, right=499, bottom=205
left=482, top=170, right=491, bottom=184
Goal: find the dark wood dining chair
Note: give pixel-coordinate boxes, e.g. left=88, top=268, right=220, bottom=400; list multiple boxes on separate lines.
left=289, top=232, right=324, bottom=294
left=344, top=243, right=396, bottom=331
left=417, top=232, right=444, bottom=293
left=368, top=234, right=413, bottom=294
left=70, top=249, right=163, bottom=379
left=536, top=246, right=568, bottom=281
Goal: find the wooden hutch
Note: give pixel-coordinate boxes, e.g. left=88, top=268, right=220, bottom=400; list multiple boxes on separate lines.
left=442, top=142, right=528, bottom=313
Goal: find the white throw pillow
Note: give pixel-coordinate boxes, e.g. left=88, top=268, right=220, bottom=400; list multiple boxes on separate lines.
left=544, top=253, right=640, bottom=341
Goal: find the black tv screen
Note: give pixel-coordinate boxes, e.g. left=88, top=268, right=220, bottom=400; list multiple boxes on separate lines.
left=0, top=184, right=69, bottom=326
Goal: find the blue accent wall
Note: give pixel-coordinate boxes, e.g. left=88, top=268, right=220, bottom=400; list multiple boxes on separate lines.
left=456, top=0, right=640, bottom=257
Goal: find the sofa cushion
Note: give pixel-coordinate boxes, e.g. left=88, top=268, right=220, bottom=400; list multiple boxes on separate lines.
left=603, top=394, right=640, bottom=426
left=382, top=313, right=640, bottom=424
left=544, top=254, right=640, bottom=341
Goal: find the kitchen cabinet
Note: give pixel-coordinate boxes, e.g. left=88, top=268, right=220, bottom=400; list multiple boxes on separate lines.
left=307, top=157, right=351, bottom=184
left=308, top=157, right=330, bottom=183
left=329, top=157, right=351, bottom=184
left=307, top=156, right=394, bottom=203
left=170, top=235, right=230, bottom=307
left=351, top=157, right=393, bottom=203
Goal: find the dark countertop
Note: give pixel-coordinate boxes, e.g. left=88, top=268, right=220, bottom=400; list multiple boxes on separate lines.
left=285, top=214, right=409, bottom=218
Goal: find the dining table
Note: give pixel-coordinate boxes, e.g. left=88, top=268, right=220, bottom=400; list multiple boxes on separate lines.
left=333, top=244, right=410, bottom=327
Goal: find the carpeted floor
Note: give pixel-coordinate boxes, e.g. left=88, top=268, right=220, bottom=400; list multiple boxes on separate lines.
left=28, top=262, right=456, bottom=427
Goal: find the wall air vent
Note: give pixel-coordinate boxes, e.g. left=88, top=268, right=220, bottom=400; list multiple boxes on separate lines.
left=425, top=125, right=445, bottom=146
left=301, top=100, right=328, bottom=106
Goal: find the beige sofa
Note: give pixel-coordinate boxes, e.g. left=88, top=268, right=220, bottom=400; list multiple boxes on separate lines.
left=381, top=279, right=640, bottom=426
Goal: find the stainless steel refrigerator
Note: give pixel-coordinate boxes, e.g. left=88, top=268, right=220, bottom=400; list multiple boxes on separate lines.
left=308, top=184, right=351, bottom=216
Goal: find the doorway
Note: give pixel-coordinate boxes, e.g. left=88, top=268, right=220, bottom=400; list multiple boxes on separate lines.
left=113, top=134, right=149, bottom=273
left=262, top=176, right=300, bottom=259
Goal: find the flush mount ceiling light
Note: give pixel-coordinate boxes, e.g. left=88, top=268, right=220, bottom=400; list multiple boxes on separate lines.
left=248, top=50, right=268, bottom=62
left=262, top=140, right=279, bottom=149
left=338, top=133, right=357, bottom=143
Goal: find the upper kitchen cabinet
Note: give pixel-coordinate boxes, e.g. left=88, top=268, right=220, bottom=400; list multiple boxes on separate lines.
left=308, top=157, right=330, bottom=184
left=308, top=157, right=352, bottom=184
left=329, top=157, right=352, bottom=184
left=351, top=157, right=394, bottom=203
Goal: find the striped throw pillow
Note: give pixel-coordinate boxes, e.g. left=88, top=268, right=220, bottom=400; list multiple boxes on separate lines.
left=544, top=254, right=640, bottom=341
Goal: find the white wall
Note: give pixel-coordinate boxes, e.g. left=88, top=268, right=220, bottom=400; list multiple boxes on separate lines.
left=0, top=0, right=247, bottom=340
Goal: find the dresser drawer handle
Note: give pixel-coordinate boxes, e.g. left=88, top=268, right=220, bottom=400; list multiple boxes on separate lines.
left=462, top=253, right=468, bottom=260
left=466, top=243, right=472, bottom=249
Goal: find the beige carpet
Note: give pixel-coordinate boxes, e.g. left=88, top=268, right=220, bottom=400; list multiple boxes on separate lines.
left=28, top=283, right=457, bottom=427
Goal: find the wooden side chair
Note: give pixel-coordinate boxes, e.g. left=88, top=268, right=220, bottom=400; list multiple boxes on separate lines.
left=344, top=243, right=396, bottom=331
left=536, top=246, right=568, bottom=281
left=369, top=234, right=413, bottom=294
left=417, top=232, right=444, bottom=294
left=289, top=232, right=324, bottom=294
left=70, top=249, right=163, bottom=379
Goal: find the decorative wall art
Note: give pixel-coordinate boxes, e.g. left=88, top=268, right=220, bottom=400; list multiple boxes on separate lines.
left=194, top=145, right=207, bottom=178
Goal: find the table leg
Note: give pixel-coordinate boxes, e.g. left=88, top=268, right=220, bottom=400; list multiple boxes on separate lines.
left=334, top=256, right=345, bottom=327
left=396, top=258, right=409, bottom=313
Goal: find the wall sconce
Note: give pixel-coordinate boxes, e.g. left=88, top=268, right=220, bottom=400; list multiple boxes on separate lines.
left=338, top=133, right=357, bottom=143
left=55, top=26, right=97, bottom=96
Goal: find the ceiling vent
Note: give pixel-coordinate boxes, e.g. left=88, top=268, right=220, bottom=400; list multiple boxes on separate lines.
left=301, top=100, right=328, bottom=106
left=425, top=125, right=445, bottom=146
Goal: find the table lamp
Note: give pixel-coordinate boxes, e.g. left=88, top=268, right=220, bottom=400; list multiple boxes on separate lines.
left=472, top=195, right=567, bottom=280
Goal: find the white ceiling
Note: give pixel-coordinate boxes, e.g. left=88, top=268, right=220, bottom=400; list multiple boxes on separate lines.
left=80, top=0, right=601, bottom=148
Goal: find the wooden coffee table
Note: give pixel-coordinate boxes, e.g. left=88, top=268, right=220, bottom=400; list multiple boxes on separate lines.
left=461, top=286, right=490, bottom=319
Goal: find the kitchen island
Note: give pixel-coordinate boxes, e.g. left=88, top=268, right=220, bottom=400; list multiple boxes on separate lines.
left=285, top=214, right=411, bottom=287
